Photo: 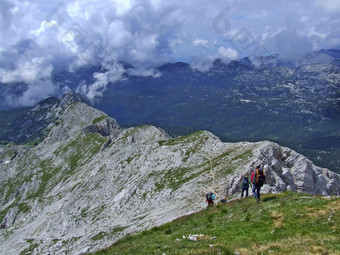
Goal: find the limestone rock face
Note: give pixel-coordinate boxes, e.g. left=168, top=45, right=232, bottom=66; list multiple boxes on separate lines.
left=0, top=102, right=339, bottom=255
left=59, top=91, right=84, bottom=109
left=83, top=118, right=121, bottom=138
left=223, top=142, right=340, bottom=196
left=42, top=102, right=112, bottom=144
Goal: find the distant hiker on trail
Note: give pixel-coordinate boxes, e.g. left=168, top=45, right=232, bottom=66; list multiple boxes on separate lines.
left=220, top=197, right=227, bottom=203
left=241, top=176, right=251, bottom=198
left=251, top=165, right=266, bottom=202
left=206, top=192, right=216, bottom=205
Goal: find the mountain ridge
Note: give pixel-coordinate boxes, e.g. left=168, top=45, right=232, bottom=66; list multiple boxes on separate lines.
left=0, top=97, right=339, bottom=254
left=0, top=92, right=85, bottom=145
left=1, top=49, right=339, bottom=173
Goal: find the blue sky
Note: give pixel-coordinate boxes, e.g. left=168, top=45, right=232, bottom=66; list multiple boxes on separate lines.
left=1, top=0, right=340, bottom=105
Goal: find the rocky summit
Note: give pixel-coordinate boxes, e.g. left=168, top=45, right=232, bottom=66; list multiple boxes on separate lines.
left=0, top=96, right=339, bottom=255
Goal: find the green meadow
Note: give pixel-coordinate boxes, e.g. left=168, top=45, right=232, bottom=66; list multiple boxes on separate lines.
left=91, top=192, right=340, bottom=255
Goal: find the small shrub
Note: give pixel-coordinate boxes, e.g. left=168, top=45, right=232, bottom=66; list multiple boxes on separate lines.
left=92, top=116, right=108, bottom=125
left=221, top=208, right=228, bottom=214
left=215, top=246, right=234, bottom=255
left=91, top=232, right=107, bottom=241
left=164, top=229, right=173, bottom=235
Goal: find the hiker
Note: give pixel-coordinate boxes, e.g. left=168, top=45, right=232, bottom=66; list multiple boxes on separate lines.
left=206, top=192, right=216, bottom=205
left=251, top=165, right=266, bottom=202
left=241, top=176, right=251, bottom=198
left=220, top=197, right=227, bottom=203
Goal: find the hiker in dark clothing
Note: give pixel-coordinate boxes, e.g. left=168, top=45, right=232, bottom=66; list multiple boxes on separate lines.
left=206, top=192, right=216, bottom=205
left=251, top=165, right=266, bottom=202
left=241, top=176, right=251, bottom=198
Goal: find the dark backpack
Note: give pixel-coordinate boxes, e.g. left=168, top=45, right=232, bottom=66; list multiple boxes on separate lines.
left=206, top=192, right=213, bottom=201
left=242, top=178, right=249, bottom=188
left=255, top=169, right=265, bottom=187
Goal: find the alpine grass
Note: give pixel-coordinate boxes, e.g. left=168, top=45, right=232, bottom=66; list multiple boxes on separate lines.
left=90, top=192, right=340, bottom=255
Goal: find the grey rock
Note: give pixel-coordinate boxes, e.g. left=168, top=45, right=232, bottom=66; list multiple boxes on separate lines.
left=83, top=118, right=120, bottom=138
left=59, top=91, right=84, bottom=109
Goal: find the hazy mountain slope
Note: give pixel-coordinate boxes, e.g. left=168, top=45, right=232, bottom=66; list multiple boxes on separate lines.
left=0, top=99, right=339, bottom=254
left=0, top=92, right=84, bottom=145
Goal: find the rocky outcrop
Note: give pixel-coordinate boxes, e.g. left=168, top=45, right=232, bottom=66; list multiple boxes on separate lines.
left=42, top=102, right=113, bottom=144
left=224, top=142, right=340, bottom=196
left=83, top=118, right=121, bottom=138
left=0, top=91, right=85, bottom=145
left=0, top=101, right=339, bottom=255
left=59, top=91, right=84, bottom=109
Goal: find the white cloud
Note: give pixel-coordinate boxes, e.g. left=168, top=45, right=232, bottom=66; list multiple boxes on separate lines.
left=76, top=63, right=125, bottom=103
left=271, top=28, right=314, bottom=60
left=314, top=0, right=340, bottom=12
left=4, top=79, right=57, bottom=107
left=194, top=39, right=209, bottom=47
left=190, top=55, right=214, bottom=72
left=66, top=1, right=82, bottom=18
left=115, top=0, right=134, bottom=16
left=1, top=0, right=340, bottom=107
left=126, top=67, right=162, bottom=77
left=30, top=20, right=59, bottom=36
left=218, top=47, right=238, bottom=60
left=0, top=57, right=53, bottom=83
left=106, top=20, right=132, bottom=48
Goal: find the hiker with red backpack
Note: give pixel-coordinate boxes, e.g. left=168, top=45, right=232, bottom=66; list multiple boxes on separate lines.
left=251, top=165, right=266, bottom=202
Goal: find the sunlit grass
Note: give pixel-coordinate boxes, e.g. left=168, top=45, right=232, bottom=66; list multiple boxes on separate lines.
left=90, top=192, right=340, bottom=255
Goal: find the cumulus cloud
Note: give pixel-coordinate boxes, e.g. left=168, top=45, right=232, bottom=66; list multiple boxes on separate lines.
left=76, top=63, right=125, bottom=103
left=194, top=39, right=209, bottom=48
left=4, top=79, right=57, bottom=107
left=271, top=28, right=314, bottom=61
left=1, top=0, right=340, bottom=107
left=217, top=47, right=238, bottom=60
left=126, top=67, right=162, bottom=78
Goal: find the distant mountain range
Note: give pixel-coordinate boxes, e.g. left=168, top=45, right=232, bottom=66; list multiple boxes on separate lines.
left=0, top=49, right=339, bottom=173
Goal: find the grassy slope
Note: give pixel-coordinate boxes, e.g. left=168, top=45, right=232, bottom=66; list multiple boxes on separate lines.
left=91, top=192, right=340, bottom=255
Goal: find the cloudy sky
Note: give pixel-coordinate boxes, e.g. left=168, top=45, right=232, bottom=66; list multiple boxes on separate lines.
left=1, top=0, right=340, bottom=106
